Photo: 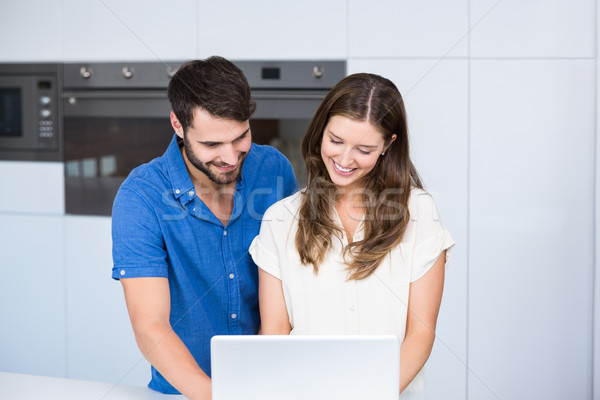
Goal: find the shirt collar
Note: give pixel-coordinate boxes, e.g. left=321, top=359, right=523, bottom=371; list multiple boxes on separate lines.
left=164, top=134, right=196, bottom=205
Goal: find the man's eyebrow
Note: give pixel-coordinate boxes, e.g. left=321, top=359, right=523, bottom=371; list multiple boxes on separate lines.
left=199, top=127, right=250, bottom=145
left=327, top=129, right=378, bottom=148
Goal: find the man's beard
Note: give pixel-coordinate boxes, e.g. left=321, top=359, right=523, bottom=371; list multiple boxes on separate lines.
left=183, top=134, right=248, bottom=186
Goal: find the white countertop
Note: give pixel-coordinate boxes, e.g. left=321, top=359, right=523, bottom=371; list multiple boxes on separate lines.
left=0, top=372, right=185, bottom=400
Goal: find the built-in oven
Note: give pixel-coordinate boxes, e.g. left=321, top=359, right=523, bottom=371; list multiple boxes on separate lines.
left=62, top=60, right=346, bottom=216
left=0, top=64, right=62, bottom=161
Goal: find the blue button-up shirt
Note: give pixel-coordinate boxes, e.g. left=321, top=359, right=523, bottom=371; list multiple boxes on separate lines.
left=112, top=135, right=297, bottom=393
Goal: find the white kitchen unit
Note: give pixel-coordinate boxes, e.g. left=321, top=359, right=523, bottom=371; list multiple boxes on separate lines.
left=348, top=59, right=469, bottom=400
left=0, top=161, right=64, bottom=214
left=197, top=0, right=347, bottom=60
left=0, top=213, right=66, bottom=377
left=61, top=0, right=197, bottom=61
left=469, top=59, right=594, bottom=400
left=0, top=1, right=62, bottom=62
left=470, top=0, right=595, bottom=58
left=348, top=0, right=469, bottom=58
left=65, top=215, right=150, bottom=386
left=0, top=372, right=184, bottom=400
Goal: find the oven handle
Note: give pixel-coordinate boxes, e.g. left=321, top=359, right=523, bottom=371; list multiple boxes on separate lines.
left=62, top=90, right=328, bottom=119
left=63, top=91, right=327, bottom=100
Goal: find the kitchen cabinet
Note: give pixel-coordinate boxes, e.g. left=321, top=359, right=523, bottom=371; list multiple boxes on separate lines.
left=348, top=59, right=469, bottom=400
left=0, top=214, right=66, bottom=377
left=469, top=59, right=594, bottom=400
left=0, top=161, right=64, bottom=214
left=0, top=1, right=62, bottom=61
left=197, top=0, right=347, bottom=60
left=348, top=0, right=468, bottom=58
left=470, top=0, right=594, bottom=58
left=65, top=215, right=150, bottom=386
left=61, top=0, right=197, bottom=61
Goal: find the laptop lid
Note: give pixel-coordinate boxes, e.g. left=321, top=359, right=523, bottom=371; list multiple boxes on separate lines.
left=211, top=335, right=399, bottom=400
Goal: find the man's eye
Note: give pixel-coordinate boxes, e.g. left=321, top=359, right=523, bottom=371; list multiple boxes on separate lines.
left=204, top=143, right=218, bottom=148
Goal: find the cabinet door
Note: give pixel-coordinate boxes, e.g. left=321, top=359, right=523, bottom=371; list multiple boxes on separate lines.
left=197, top=0, right=347, bottom=60
left=61, top=0, right=196, bottom=61
left=0, top=161, right=64, bottom=214
left=469, top=59, right=594, bottom=400
left=348, top=59, right=469, bottom=400
left=65, top=215, right=150, bottom=386
left=0, top=214, right=66, bottom=376
left=470, top=0, right=594, bottom=58
left=0, top=1, right=62, bottom=61
left=348, top=0, right=468, bottom=58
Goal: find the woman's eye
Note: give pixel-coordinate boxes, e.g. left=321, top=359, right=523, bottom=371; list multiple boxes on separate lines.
left=330, top=139, right=342, bottom=144
left=358, top=149, right=371, bottom=155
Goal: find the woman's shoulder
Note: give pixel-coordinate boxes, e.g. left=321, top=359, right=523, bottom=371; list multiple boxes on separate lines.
left=261, top=190, right=303, bottom=222
left=407, top=187, right=440, bottom=224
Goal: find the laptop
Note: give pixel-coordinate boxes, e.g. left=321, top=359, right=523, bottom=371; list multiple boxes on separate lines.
left=211, top=335, right=399, bottom=400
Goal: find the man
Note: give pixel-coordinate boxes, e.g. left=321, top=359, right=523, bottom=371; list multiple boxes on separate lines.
left=111, top=56, right=297, bottom=400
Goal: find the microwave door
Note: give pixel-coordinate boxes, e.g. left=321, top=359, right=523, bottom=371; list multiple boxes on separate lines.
left=0, top=76, right=37, bottom=150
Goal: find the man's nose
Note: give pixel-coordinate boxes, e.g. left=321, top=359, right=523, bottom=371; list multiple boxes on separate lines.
left=220, top=144, right=238, bottom=165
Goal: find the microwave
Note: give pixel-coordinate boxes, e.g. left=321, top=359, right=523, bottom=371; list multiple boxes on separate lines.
left=0, top=63, right=62, bottom=161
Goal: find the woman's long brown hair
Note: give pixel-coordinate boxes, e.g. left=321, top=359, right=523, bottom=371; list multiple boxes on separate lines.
left=295, top=73, right=423, bottom=280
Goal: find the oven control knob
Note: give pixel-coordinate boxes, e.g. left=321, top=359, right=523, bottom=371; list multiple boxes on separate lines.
left=166, top=66, right=177, bottom=78
left=40, top=109, right=51, bottom=119
left=122, top=66, right=134, bottom=79
left=313, top=65, right=324, bottom=79
left=80, top=66, right=92, bottom=79
left=39, top=96, right=51, bottom=105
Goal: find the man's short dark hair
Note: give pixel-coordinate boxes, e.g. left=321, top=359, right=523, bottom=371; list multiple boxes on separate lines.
left=167, top=56, right=256, bottom=132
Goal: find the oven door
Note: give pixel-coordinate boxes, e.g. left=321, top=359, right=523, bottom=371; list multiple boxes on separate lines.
left=63, top=90, right=324, bottom=215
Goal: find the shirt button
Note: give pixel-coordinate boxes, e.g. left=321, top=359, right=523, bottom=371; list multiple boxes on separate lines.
left=231, top=314, right=237, bottom=319
left=189, top=191, right=194, bottom=196
left=120, top=270, right=126, bottom=276
left=349, top=305, right=355, bottom=311
left=175, top=189, right=180, bottom=194
left=229, top=273, right=235, bottom=279
left=223, top=230, right=227, bottom=236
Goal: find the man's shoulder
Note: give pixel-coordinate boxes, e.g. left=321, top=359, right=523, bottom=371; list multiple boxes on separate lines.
left=247, top=143, right=289, bottom=166
left=117, top=156, right=170, bottom=201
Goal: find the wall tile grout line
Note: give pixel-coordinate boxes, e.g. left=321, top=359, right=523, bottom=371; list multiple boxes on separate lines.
left=466, top=1, right=471, bottom=399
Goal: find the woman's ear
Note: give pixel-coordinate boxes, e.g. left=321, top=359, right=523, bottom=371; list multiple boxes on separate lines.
left=170, top=111, right=184, bottom=138
left=384, top=134, right=397, bottom=153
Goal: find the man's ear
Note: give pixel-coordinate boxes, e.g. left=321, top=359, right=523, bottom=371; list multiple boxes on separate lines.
left=170, top=111, right=184, bottom=139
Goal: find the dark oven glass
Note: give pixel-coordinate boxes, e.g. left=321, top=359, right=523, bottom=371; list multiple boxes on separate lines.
left=64, top=116, right=173, bottom=215
left=64, top=116, right=309, bottom=215
left=0, top=88, right=23, bottom=137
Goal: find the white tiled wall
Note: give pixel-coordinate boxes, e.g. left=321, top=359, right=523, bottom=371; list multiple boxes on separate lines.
left=0, top=1, right=62, bottom=61
left=61, top=0, right=197, bottom=61
left=0, top=214, right=66, bottom=377
left=197, top=0, right=347, bottom=59
left=0, top=1, right=597, bottom=399
left=469, top=59, right=595, bottom=400
left=0, top=161, right=64, bottom=214
left=348, top=0, right=469, bottom=58
left=470, top=0, right=595, bottom=58
left=65, top=216, right=150, bottom=386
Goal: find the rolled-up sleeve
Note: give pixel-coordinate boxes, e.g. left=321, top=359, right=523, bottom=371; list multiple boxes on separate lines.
left=409, top=192, right=455, bottom=283
left=111, top=186, right=168, bottom=280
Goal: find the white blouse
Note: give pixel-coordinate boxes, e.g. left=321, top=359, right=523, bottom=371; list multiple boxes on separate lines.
left=249, top=188, right=455, bottom=400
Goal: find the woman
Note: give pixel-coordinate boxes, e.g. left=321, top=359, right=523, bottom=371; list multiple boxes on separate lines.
left=249, top=73, right=455, bottom=399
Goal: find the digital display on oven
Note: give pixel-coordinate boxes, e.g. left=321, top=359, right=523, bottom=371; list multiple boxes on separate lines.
left=0, top=88, right=23, bottom=137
